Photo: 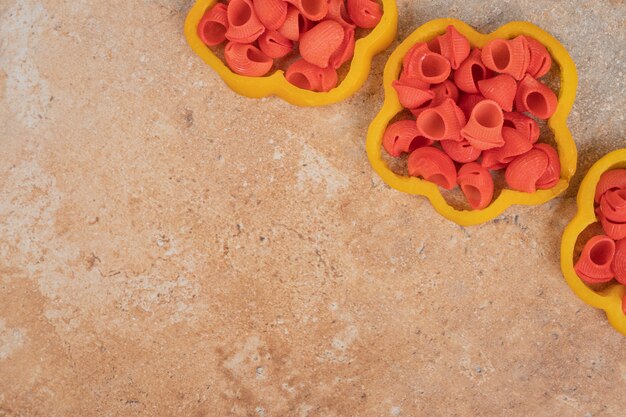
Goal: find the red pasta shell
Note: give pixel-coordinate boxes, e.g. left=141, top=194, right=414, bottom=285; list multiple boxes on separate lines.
left=502, top=111, right=540, bottom=144
left=457, top=162, right=494, bottom=209
left=481, top=36, right=530, bottom=80
left=416, top=98, right=466, bottom=141
left=407, top=147, right=457, bottom=190
left=253, top=0, right=288, bottom=30
left=198, top=3, right=229, bottom=46
left=285, top=0, right=328, bottom=21
left=613, top=238, right=626, bottom=285
left=224, top=42, right=273, bottom=76
left=515, top=74, right=558, bottom=119
left=460, top=99, right=505, bottom=150
left=523, top=35, right=552, bottom=78
left=277, top=6, right=310, bottom=41
left=534, top=143, right=561, bottom=189
left=505, top=148, right=549, bottom=193
left=225, top=0, right=265, bottom=43
left=574, top=235, right=616, bottom=284
left=454, top=49, right=489, bottom=94
left=299, top=20, right=345, bottom=68
left=599, top=189, right=626, bottom=223
left=477, top=74, right=517, bottom=112
left=391, top=80, right=434, bottom=109
left=594, top=169, right=626, bottom=203
left=346, top=0, right=382, bottom=29
left=258, top=30, right=293, bottom=59
left=481, top=126, right=532, bottom=169
left=457, top=93, right=485, bottom=120
left=410, top=52, right=452, bottom=84
left=383, top=120, right=432, bottom=157
left=329, top=26, right=356, bottom=69
left=402, top=42, right=430, bottom=78
left=285, top=59, right=338, bottom=91
left=431, top=80, right=459, bottom=105
left=429, top=25, right=471, bottom=70
left=327, top=0, right=354, bottom=27
left=441, top=139, right=481, bottom=163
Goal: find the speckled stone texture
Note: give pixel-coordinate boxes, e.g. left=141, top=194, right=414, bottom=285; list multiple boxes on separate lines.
left=1, top=1, right=625, bottom=416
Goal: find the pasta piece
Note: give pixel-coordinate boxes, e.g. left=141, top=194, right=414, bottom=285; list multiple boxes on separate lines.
left=613, top=238, right=626, bottom=285
left=479, top=151, right=506, bottom=171
left=285, top=0, right=328, bottom=21
left=431, top=80, right=459, bottom=105
left=253, top=0, right=288, bottom=30
left=503, top=111, right=540, bottom=144
left=401, top=43, right=430, bottom=78
left=327, top=0, right=354, bottom=27
left=299, top=20, right=345, bottom=68
left=594, top=169, right=626, bottom=203
left=398, top=71, right=430, bottom=91
left=574, top=235, right=616, bottom=284
left=598, top=213, right=626, bottom=241
left=391, top=80, right=434, bottom=109
left=600, top=189, right=626, bottom=223
left=347, top=0, right=382, bottom=29
left=329, top=26, right=355, bottom=69
left=477, top=74, right=517, bottom=112
left=457, top=162, right=494, bottom=209
left=224, top=42, right=273, bottom=76
left=285, top=59, right=338, bottom=91
left=428, top=25, right=471, bottom=70
left=515, top=74, right=558, bottom=119
left=383, top=120, right=432, bottom=157
left=409, top=51, right=451, bottom=84
left=440, top=139, right=481, bottom=163
left=415, top=98, right=466, bottom=141
left=454, top=49, right=489, bottom=94
left=198, top=3, right=229, bottom=46
left=278, top=6, right=310, bottom=41
left=258, top=30, right=293, bottom=58
left=534, top=143, right=560, bottom=189
left=460, top=99, right=505, bottom=150
left=523, top=35, right=552, bottom=78
left=457, top=93, right=484, bottom=120
left=504, top=148, right=549, bottom=193
left=481, top=127, right=532, bottom=169
left=481, top=36, right=530, bottom=80
left=225, top=0, right=265, bottom=43
left=407, top=147, right=457, bottom=189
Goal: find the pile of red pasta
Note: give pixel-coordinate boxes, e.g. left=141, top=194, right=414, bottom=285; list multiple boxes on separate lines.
left=197, top=0, right=382, bottom=91
left=574, top=169, right=626, bottom=310
left=383, top=26, right=560, bottom=210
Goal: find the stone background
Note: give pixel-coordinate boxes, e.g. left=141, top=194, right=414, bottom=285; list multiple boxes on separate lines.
left=1, top=0, right=625, bottom=416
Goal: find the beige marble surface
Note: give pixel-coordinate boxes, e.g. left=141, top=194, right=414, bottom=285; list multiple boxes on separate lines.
left=1, top=0, right=625, bottom=416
